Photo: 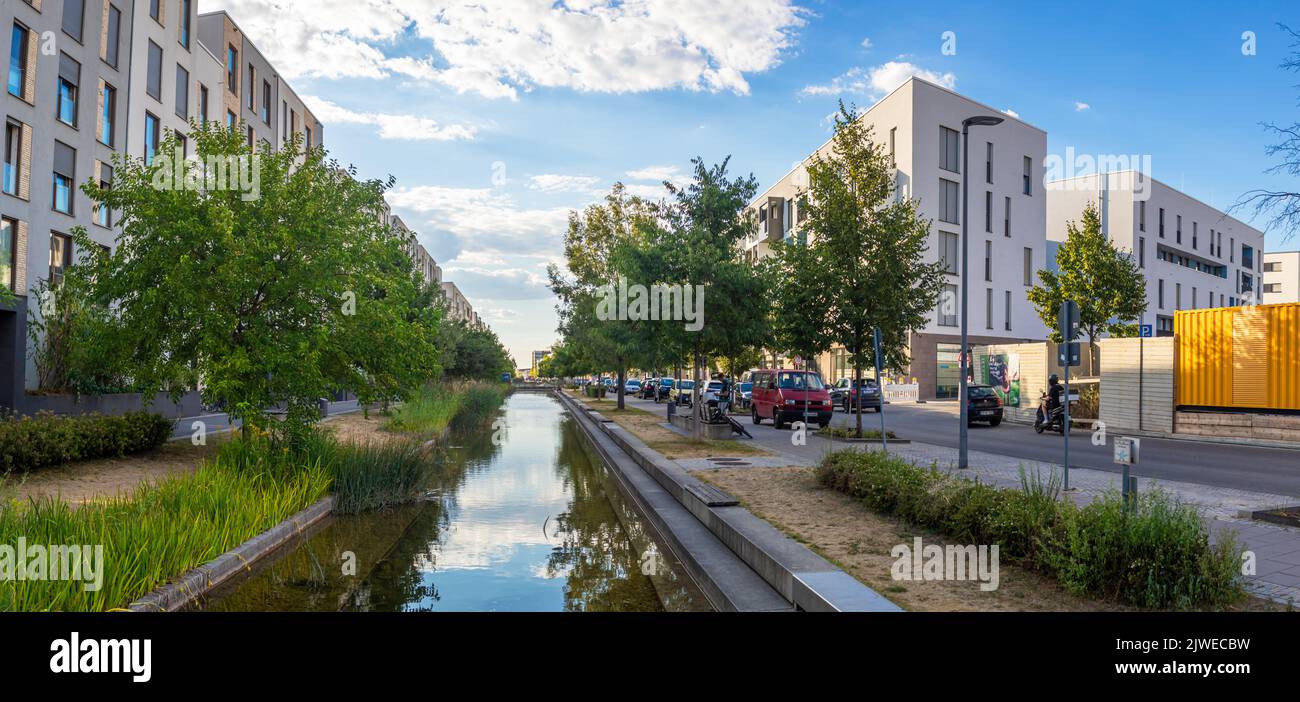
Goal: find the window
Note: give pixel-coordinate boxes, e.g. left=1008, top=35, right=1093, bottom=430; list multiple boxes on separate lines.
left=984, top=240, right=992, bottom=281
left=1022, top=156, right=1032, bottom=195
left=50, top=232, right=72, bottom=285
left=63, top=0, right=85, bottom=43
left=247, top=65, right=255, bottom=110
left=53, top=142, right=75, bottom=214
left=200, top=85, right=209, bottom=122
left=985, top=288, right=993, bottom=329
left=940, top=127, right=960, bottom=173
left=227, top=110, right=237, bottom=130
left=100, top=82, right=116, bottom=146
left=1004, top=291, right=1012, bottom=331
left=146, top=41, right=162, bottom=100
left=985, top=142, right=993, bottom=183
left=938, top=284, right=958, bottom=326
left=226, top=46, right=239, bottom=94
left=1230, top=237, right=1234, bottom=262
left=1192, top=222, right=1198, bottom=250
left=144, top=112, right=159, bottom=165
left=889, top=127, right=896, bottom=167
left=1159, top=208, right=1165, bottom=238
left=1191, top=287, right=1197, bottom=309
left=1264, top=283, right=1282, bottom=294
left=57, top=54, right=80, bottom=127
left=176, top=132, right=187, bottom=157
left=1242, top=245, right=1254, bottom=270
left=0, top=217, right=14, bottom=291
left=1176, top=215, right=1182, bottom=244
left=1023, top=247, right=1033, bottom=286
left=940, top=232, right=959, bottom=274
left=1138, top=200, right=1145, bottom=232
left=305, top=125, right=313, bottom=150
left=8, top=23, right=29, bottom=98
left=1138, top=236, right=1145, bottom=268
left=262, top=80, right=271, bottom=124
left=4, top=120, right=20, bottom=195
left=1175, top=283, right=1181, bottom=310
left=939, top=178, right=960, bottom=224
left=95, top=163, right=112, bottom=228
left=984, top=191, right=992, bottom=233
left=175, top=64, right=189, bottom=118
left=1003, top=196, right=1010, bottom=237
left=1158, top=279, right=1164, bottom=309
left=105, top=5, right=122, bottom=67
left=179, top=0, right=192, bottom=48
left=1264, top=261, right=1281, bottom=273
left=150, top=0, right=161, bottom=22
left=246, top=126, right=254, bottom=149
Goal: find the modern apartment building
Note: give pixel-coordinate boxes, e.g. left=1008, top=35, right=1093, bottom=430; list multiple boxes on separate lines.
left=1046, top=172, right=1267, bottom=336
left=1263, top=251, right=1300, bottom=304
left=532, top=349, right=550, bottom=371
left=743, top=77, right=1051, bottom=399
left=441, top=280, right=474, bottom=325
left=2, top=0, right=323, bottom=405
left=391, top=214, right=442, bottom=289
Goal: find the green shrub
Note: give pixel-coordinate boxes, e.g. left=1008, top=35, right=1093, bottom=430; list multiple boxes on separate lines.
left=0, top=411, right=172, bottom=474
left=816, top=450, right=1243, bottom=609
left=329, top=440, right=437, bottom=515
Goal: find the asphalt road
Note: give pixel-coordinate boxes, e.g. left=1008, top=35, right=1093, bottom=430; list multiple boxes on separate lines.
left=614, top=394, right=1300, bottom=498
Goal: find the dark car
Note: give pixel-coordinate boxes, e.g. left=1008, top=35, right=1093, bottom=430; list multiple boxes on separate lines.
left=966, top=384, right=1004, bottom=427
left=639, top=380, right=659, bottom=399
left=830, top=378, right=883, bottom=413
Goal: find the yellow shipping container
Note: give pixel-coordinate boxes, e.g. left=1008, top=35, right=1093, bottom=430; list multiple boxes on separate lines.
left=1175, top=302, right=1300, bottom=411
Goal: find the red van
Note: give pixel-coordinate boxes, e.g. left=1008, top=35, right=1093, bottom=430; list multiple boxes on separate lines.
left=749, top=369, right=833, bottom=429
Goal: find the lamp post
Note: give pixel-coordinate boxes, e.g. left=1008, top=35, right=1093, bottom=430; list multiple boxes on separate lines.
left=959, top=115, right=1004, bottom=470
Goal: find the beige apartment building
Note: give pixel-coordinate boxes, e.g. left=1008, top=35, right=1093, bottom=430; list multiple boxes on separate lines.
left=744, top=77, right=1050, bottom=399
left=1263, top=251, right=1300, bottom=304
left=2, top=0, right=322, bottom=405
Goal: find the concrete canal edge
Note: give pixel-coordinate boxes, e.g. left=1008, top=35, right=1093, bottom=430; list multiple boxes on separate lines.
left=128, top=496, right=336, bottom=612
left=556, top=391, right=901, bottom=612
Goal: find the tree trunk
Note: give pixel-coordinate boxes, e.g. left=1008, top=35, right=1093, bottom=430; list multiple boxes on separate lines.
left=617, top=361, right=625, bottom=410
left=692, top=347, right=703, bottom=439
left=854, top=353, right=864, bottom=439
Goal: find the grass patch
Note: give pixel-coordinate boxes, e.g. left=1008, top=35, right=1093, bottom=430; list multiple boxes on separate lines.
left=816, top=450, right=1245, bottom=610
left=817, top=427, right=897, bottom=440
left=385, top=382, right=507, bottom=437
left=326, top=440, right=437, bottom=515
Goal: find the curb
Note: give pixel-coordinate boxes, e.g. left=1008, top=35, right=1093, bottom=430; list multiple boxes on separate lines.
left=128, top=495, right=335, bottom=612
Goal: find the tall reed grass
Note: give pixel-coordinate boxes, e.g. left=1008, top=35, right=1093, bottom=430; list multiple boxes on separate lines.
left=385, top=381, right=506, bottom=437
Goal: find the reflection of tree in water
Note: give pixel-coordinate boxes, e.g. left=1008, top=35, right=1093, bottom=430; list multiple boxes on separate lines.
left=545, top=420, right=664, bottom=612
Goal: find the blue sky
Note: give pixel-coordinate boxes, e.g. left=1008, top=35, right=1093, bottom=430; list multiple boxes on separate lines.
left=210, top=1, right=1299, bottom=367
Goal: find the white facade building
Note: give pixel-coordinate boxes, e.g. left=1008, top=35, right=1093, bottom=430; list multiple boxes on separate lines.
left=743, top=77, right=1050, bottom=399
left=1046, top=172, right=1267, bottom=336
left=1263, top=251, right=1299, bottom=304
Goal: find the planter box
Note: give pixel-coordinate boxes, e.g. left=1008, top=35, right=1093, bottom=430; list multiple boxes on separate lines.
left=668, top=413, right=734, bottom=440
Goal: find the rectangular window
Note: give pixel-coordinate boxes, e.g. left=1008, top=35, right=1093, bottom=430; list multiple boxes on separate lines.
left=50, top=232, right=72, bottom=285
left=95, top=163, right=112, bottom=228
left=939, top=178, right=960, bottom=224
left=1192, top=221, right=1198, bottom=250
left=0, top=217, right=14, bottom=292
left=1138, top=236, right=1145, bottom=268
left=200, top=84, right=209, bottom=122
left=941, top=232, right=959, bottom=274
left=1175, top=283, right=1182, bottom=310
left=1004, top=291, right=1012, bottom=331
left=175, top=64, right=189, bottom=118
left=262, top=80, right=271, bottom=124
left=940, top=126, right=960, bottom=173
left=63, top=0, right=85, bottom=43
left=984, top=240, right=992, bottom=282
left=247, top=126, right=254, bottom=149
left=100, top=82, right=116, bottom=146
left=104, top=5, right=122, bottom=67
left=938, top=284, right=958, bottom=327
left=247, top=65, right=255, bottom=110
left=306, top=125, right=313, bottom=150
left=1022, top=156, right=1032, bottom=195
left=53, top=141, right=75, bottom=214
left=1176, top=215, right=1182, bottom=244
left=1023, top=247, right=1033, bottom=286
left=1004, top=196, right=1010, bottom=237
left=1159, top=208, right=1165, bottom=238
left=227, top=46, right=238, bottom=94
left=889, top=127, right=896, bottom=167
left=1192, top=287, right=1198, bottom=309
left=146, top=41, right=162, bottom=100
left=985, top=142, right=993, bottom=183
left=1230, top=237, right=1234, bottom=262
left=179, top=0, right=192, bottom=48
left=1158, top=279, right=1164, bottom=309
left=227, top=110, right=236, bottom=130
left=1138, top=200, right=1145, bottom=232
left=144, top=112, right=159, bottom=165
left=8, top=23, right=29, bottom=98
left=57, top=54, right=80, bottom=127
left=984, top=191, right=992, bottom=233
left=4, top=119, right=21, bottom=195
left=985, top=288, right=993, bottom=329
left=1242, top=244, right=1254, bottom=270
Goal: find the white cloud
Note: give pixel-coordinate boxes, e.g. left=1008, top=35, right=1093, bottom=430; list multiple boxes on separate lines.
left=304, top=96, right=477, bottom=141
left=528, top=174, right=602, bottom=193
left=1074, top=101, right=1091, bottom=112
left=626, top=165, right=683, bottom=183
left=800, top=61, right=956, bottom=99
left=860, top=37, right=872, bottom=49
left=1003, top=108, right=1020, bottom=118
left=209, top=0, right=808, bottom=99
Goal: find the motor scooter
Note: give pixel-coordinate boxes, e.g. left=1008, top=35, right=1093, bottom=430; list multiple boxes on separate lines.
left=1033, top=391, right=1073, bottom=434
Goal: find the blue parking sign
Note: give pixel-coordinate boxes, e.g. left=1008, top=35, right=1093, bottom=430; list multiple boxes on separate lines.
left=1140, top=324, right=1153, bottom=338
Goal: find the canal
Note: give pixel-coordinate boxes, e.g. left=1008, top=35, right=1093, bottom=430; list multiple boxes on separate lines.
left=199, top=392, right=709, bottom=611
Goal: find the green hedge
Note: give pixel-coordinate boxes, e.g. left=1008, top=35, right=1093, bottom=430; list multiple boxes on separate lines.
left=0, top=411, right=172, bottom=474
left=583, top=384, right=607, bottom=398
left=816, top=450, right=1244, bottom=609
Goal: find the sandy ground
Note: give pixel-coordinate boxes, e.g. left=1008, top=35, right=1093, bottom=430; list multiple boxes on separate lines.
left=318, top=409, right=404, bottom=446
left=698, top=465, right=1285, bottom=612
left=5, top=439, right=224, bottom=507
left=572, top=394, right=768, bottom=460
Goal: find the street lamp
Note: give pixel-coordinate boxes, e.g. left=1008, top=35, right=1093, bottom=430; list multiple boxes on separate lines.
left=959, top=115, right=1003, bottom=470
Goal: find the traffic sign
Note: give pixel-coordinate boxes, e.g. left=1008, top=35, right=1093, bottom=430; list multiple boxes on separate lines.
left=1058, top=300, right=1081, bottom=342
left=1113, top=436, right=1140, bottom=465
left=1058, top=341, right=1081, bottom=367
left=1140, top=324, right=1153, bottom=338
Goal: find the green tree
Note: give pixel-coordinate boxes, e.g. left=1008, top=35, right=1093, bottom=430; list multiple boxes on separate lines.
left=438, top=319, right=512, bottom=381
left=1028, top=201, right=1148, bottom=349
left=803, top=103, right=946, bottom=437
left=74, top=122, right=439, bottom=442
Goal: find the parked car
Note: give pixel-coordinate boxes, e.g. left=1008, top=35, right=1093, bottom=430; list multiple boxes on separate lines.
left=654, top=378, right=675, bottom=402
left=625, top=379, right=642, bottom=395
left=736, top=381, right=754, bottom=409
left=749, top=369, right=832, bottom=429
left=966, top=384, right=1004, bottom=427
left=830, top=378, right=883, bottom=413
left=671, top=379, right=696, bottom=406
left=639, top=379, right=659, bottom=399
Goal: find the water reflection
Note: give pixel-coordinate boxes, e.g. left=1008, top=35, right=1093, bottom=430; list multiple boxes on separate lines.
left=201, top=393, right=707, bottom=612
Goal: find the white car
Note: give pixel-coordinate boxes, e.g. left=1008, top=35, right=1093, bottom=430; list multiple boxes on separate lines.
left=624, top=379, right=643, bottom=395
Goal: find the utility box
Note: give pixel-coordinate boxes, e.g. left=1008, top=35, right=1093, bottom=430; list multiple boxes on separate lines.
left=1175, top=302, right=1300, bottom=411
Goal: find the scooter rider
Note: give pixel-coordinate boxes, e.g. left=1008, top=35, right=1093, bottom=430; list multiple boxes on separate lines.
left=1047, top=374, right=1063, bottom=416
